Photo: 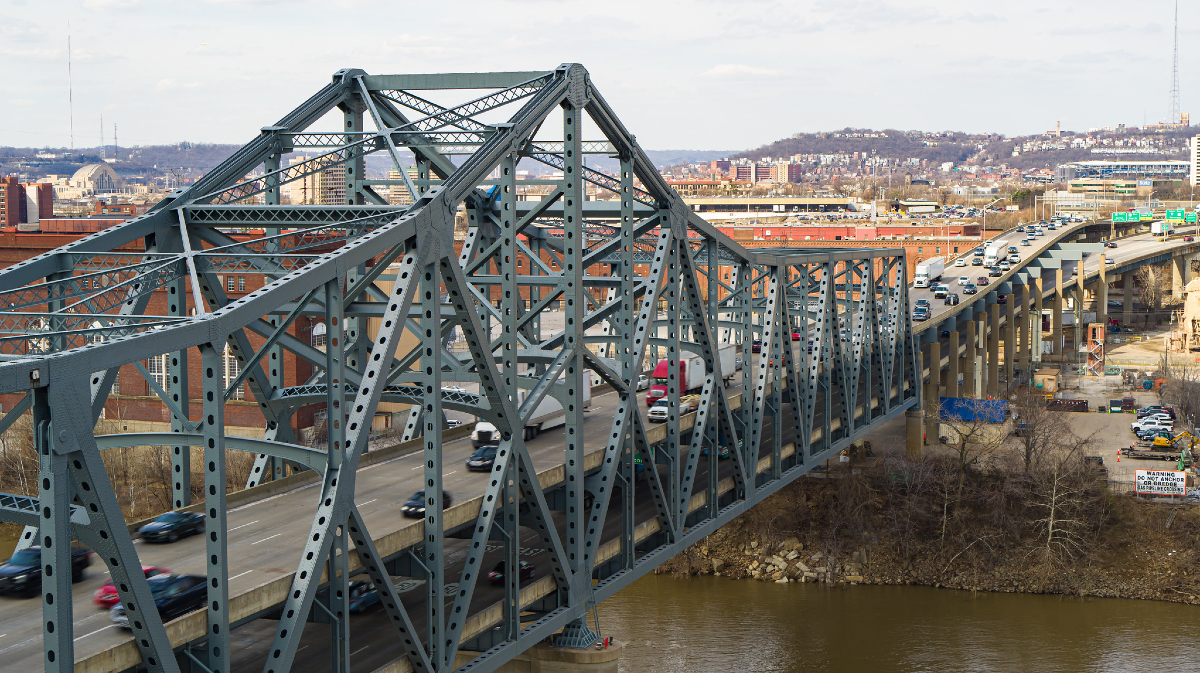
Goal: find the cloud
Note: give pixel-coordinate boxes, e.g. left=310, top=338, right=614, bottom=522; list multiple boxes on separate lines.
left=2, top=48, right=60, bottom=59
left=703, top=64, right=787, bottom=78
left=154, top=78, right=202, bottom=92
left=82, top=0, right=141, bottom=9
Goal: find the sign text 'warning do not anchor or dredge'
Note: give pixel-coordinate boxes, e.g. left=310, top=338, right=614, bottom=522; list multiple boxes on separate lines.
left=1134, top=469, right=1188, bottom=496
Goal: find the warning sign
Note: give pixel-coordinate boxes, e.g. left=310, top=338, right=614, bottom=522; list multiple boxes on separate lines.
left=1134, top=469, right=1187, bottom=496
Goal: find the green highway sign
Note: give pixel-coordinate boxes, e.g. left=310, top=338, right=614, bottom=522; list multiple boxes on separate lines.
left=1166, top=209, right=1186, bottom=221
left=1112, top=212, right=1129, bottom=223
left=1188, top=213, right=1198, bottom=223
left=1140, top=212, right=1155, bottom=221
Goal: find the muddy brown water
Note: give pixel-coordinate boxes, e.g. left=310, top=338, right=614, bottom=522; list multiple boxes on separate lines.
left=603, top=575, right=1200, bottom=672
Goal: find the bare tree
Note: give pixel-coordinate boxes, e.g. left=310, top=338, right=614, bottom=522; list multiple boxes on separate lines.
left=1134, top=264, right=1169, bottom=319
left=1011, top=390, right=1073, bottom=472
left=1026, top=444, right=1101, bottom=567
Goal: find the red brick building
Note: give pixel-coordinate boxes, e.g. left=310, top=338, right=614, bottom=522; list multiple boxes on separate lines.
left=0, top=177, right=54, bottom=226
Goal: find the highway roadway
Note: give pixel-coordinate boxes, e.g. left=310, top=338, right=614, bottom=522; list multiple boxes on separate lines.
left=0, top=355, right=832, bottom=672
left=909, top=221, right=1200, bottom=376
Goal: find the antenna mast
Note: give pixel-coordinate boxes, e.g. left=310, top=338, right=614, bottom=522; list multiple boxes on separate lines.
left=68, top=27, right=74, bottom=151
left=1170, top=0, right=1181, bottom=124
left=100, top=114, right=104, bottom=160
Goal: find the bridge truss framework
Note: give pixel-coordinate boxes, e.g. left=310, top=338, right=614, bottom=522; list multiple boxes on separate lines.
left=0, top=65, right=918, bottom=673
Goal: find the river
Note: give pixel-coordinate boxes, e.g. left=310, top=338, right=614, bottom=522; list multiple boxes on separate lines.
left=601, top=575, right=1200, bottom=672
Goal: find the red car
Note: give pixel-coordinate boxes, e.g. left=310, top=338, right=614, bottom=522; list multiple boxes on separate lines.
left=487, top=560, right=535, bottom=585
left=791, top=331, right=802, bottom=341
left=1184, top=236, right=1194, bottom=242
left=94, top=565, right=169, bottom=607
left=976, top=276, right=990, bottom=286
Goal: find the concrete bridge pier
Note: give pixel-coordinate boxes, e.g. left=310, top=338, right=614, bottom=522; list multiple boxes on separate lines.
left=962, top=318, right=977, bottom=397
left=455, top=640, right=622, bottom=673
left=1124, top=276, right=1133, bottom=326
left=988, top=303, right=1000, bottom=398
left=1052, top=268, right=1063, bottom=358
left=947, top=330, right=960, bottom=397
left=1033, top=276, right=1044, bottom=362
left=923, top=341, right=940, bottom=443
left=1019, top=283, right=1031, bottom=371
left=907, top=409, right=923, bottom=458
left=1004, top=294, right=1015, bottom=395
left=1173, top=254, right=1187, bottom=297
left=1097, top=256, right=1108, bottom=331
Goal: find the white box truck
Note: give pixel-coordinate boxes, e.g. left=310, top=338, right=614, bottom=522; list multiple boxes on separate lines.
left=913, top=257, right=944, bottom=288
left=646, top=343, right=737, bottom=403
left=471, top=375, right=592, bottom=446
left=984, top=245, right=1002, bottom=266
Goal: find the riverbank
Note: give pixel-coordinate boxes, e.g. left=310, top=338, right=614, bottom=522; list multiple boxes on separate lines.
left=658, top=456, right=1200, bottom=605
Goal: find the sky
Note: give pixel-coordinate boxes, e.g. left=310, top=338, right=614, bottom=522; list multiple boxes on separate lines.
left=0, top=0, right=1196, bottom=153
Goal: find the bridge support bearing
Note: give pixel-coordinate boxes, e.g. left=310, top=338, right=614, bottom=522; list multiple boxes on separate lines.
left=906, top=409, right=923, bottom=458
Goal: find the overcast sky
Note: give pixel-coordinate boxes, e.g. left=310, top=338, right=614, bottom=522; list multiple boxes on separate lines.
left=1, top=0, right=1195, bottom=153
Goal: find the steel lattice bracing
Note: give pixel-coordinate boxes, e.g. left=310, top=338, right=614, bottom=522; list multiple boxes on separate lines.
left=0, top=65, right=917, bottom=673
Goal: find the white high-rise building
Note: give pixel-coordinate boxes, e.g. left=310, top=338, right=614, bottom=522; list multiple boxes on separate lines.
left=1190, top=135, right=1200, bottom=187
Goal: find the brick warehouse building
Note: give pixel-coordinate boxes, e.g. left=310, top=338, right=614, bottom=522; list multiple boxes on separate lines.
left=0, top=217, right=970, bottom=438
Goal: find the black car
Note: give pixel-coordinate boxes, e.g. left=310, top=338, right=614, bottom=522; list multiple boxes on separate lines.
left=943, top=293, right=959, bottom=306
left=110, top=574, right=206, bottom=629
left=138, top=511, right=205, bottom=543
left=0, top=545, right=92, bottom=596
left=751, top=339, right=762, bottom=353
left=962, top=283, right=977, bottom=295
left=401, top=490, right=454, bottom=518
left=1106, top=241, right=1118, bottom=248
left=466, top=445, right=498, bottom=472
left=997, top=295, right=1008, bottom=304
left=1016, top=226, right=1025, bottom=232
left=988, top=267, right=1003, bottom=277
left=971, top=258, right=984, bottom=266
left=486, top=560, right=536, bottom=585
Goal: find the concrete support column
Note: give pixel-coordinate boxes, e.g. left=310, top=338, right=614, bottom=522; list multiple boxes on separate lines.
left=963, top=318, right=977, bottom=398
left=1124, top=276, right=1133, bottom=326
left=1052, top=268, right=1063, bottom=359
left=1098, top=255, right=1108, bottom=330
left=1033, top=276, right=1044, bottom=362
left=948, top=330, right=960, bottom=398
left=906, top=409, right=924, bottom=459
left=1019, top=283, right=1031, bottom=370
left=1005, top=295, right=1015, bottom=395
left=976, top=313, right=987, bottom=396
left=924, top=341, right=940, bottom=442
left=1173, top=255, right=1186, bottom=298
left=988, top=303, right=1000, bottom=398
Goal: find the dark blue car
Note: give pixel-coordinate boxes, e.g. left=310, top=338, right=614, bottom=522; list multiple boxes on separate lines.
left=138, top=511, right=205, bottom=543
left=0, top=546, right=92, bottom=596
left=110, top=574, right=206, bottom=628
left=348, top=580, right=382, bottom=613
left=401, top=490, right=453, bottom=518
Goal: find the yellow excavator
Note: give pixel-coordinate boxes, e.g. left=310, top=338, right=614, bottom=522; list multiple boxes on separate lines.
left=1152, top=430, right=1198, bottom=450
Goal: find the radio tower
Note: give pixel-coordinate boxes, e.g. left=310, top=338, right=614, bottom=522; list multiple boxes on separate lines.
left=1169, top=0, right=1181, bottom=124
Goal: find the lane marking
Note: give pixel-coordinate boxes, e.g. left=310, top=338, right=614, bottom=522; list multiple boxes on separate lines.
left=229, top=570, right=253, bottom=581
left=251, top=534, right=281, bottom=545
left=229, top=520, right=259, bottom=531
left=74, top=625, right=115, bottom=641
left=359, top=499, right=376, bottom=506
left=352, top=646, right=370, bottom=656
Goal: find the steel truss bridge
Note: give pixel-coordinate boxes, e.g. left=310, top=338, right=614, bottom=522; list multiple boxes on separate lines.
left=0, top=65, right=917, bottom=673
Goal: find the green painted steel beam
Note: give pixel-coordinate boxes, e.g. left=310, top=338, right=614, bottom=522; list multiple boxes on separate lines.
left=361, top=71, right=552, bottom=91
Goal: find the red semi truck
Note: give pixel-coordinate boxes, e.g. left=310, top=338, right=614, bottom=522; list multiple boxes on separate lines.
left=645, top=344, right=737, bottom=404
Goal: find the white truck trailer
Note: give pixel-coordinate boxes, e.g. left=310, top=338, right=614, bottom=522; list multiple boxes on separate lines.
left=471, top=375, right=592, bottom=446
left=913, top=257, right=945, bottom=288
